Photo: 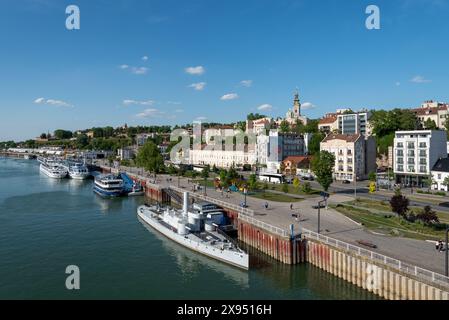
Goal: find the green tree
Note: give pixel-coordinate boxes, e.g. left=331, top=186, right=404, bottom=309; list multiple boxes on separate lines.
left=389, top=189, right=409, bottom=218
left=247, top=113, right=266, bottom=121
left=103, top=126, right=114, bottom=138
left=368, top=171, right=377, bottom=182
left=301, top=182, right=312, bottom=194
left=40, top=133, right=47, bottom=139
left=416, top=206, right=439, bottom=224
left=136, top=140, right=164, bottom=175
left=312, top=151, right=335, bottom=191
left=262, top=181, right=269, bottom=193
left=308, top=132, right=325, bottom=155
left=76, top=134, right=89, bottom=149
left=54, top=129, right=73, bottom=140
left=248, top=174, right=258, bottom=191
left=423, top=118, right=438, bottom=130
left=281, top=183, right=289, bottom=193
left=442, top=176, right=449, bottom=190
left=279, top=120, right=290, bottom=133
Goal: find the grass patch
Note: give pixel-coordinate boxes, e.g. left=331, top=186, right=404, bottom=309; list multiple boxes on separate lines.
left=268, top=183, right=320, bottom=196
left=346, top=198, right=449, bottom=224
left=250, top=192, right=303, bottom=203
left=332, top=203, right=447, bottom=241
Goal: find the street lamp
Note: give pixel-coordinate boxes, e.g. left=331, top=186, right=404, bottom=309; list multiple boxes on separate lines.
left=445, top=228, right=449, bottom=277
left=317, top=192, right=329, bottom=234
left=243, top=187, right=248, bottom=208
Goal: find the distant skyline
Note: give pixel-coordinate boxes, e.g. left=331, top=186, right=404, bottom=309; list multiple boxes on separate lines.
left=1, top=0, right=449, bottom=140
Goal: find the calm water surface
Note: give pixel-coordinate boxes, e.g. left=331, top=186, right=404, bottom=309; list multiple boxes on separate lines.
left=0, top=158, right=379, bottom=299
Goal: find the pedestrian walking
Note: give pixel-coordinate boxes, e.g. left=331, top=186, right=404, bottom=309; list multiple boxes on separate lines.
left=290, top=203, right=293, bottom=210
left=264, top=202, right=269, bottom=210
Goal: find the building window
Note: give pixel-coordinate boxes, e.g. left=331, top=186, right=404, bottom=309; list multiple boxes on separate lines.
left=397, top=150, right=403, bottom=157
left=419, top=142, right=427, bottom=148
left=419, top=166, right=426, bottom=173
left=419, top=150, right=427, bottom=157
left=397, top=165, right=404, bottom=172
left=408, top=166, right=415, bottom=173
left=407, top=142, right=415, bottom=149
left=407, top=150, right=415, bottom=157
left=419, top=158, right=427, bottom=165
left=396, top=142, right=403, bottom=148
left=438, top=174, right=442, bottom=179
left=396, top=158, right=403, bottom=164
left=407, top=158, right=415, bottom=164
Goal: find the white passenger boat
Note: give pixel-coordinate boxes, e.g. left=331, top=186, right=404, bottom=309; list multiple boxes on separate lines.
left=38, top=157, right=67, bottom=179
left=137, top=192, right=249, bottom=270
left=93, top=174, right=125, bottom=197
left=68, top=162, right=90, bottom=180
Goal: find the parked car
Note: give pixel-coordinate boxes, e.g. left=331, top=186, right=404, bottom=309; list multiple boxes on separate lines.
left=342, top=180, right=351, bottom=184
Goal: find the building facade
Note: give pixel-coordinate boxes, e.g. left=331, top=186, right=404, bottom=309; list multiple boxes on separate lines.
left=412, top=101, right=449, bottom=129
left=393, top=130, right=447, bottom=187
left=318, top=110, right=372, bottom=136
left=320, top=133, right=376, bottom=181
left=431, top=158, right=449, bottom=191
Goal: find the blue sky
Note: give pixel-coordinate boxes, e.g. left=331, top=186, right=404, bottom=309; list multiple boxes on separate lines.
left=1, top=0, right=449, bottom=141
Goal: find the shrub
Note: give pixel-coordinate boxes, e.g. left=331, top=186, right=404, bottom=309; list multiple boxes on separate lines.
left=416, top=206, right=440, bottom=224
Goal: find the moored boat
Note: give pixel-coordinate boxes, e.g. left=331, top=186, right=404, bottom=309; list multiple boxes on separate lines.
left=38, top=157, right=67, bottom=179
left=137, top=192, right=249, bottom=270
left=93, top=174, right=125, bottom=197
left=68, top=162, right=90, bottom=180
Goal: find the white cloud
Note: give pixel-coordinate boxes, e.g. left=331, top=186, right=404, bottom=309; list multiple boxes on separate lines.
left=410, top=75, right=431, bottom=83
left=196, top=116, right=207, bottom=121
left=257, top=104, right=273, bottom=111
left=142, top=56, right=149, bottom=61
left=131, top=67, right=149, bottom=75
left=34, top=97, right=71, bottom=107
left=189, top=82, right=207, bottom=91
left=136, top=108, right=164, bottom=118
left=395, top=82, right=401, bottom=86
left=167, top=101, right=182, bottom=105
left=185, top=66, right=205, bottom=75
left=240, top=80, right=253, bottom=87
left=119, top=64, right=129, bottom=70
left=123, top=99, right=155, bottom=106
left=301, top=102, right=316, bottom=110
left=220, top=93, right=239, bottom=101
left=175, top=109, right=184, bottom=113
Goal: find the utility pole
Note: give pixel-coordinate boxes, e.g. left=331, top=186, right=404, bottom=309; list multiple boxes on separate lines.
left=446, top=227, right=449, bottom=277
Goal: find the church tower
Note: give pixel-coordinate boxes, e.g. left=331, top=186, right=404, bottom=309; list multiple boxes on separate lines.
left=293, top=90, right=301, bottom=116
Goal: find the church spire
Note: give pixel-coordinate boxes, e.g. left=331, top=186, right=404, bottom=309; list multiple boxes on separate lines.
left=293, top=89, right=301, bottom=116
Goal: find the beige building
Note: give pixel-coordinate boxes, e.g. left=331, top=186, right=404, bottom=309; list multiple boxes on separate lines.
left=189, top=146, right=257, bottom=168
left=412, top=100, right=449, bottom=129
left=320, top=133, right=376, bottom=181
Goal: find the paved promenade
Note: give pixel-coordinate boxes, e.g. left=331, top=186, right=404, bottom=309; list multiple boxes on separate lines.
left=158, top=175, right=446, bottom=276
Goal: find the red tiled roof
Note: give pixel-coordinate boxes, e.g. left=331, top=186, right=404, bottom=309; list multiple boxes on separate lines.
left=322, top=133, right=361, bottom=143
left=319, top=115, right=337, bottom=125
left=283, top=156, right=311, bottom=164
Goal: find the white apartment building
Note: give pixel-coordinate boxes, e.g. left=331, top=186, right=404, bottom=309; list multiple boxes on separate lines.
left=393, top=130, right=447, bottom=187
left=320, top=133, right=376, bottom=181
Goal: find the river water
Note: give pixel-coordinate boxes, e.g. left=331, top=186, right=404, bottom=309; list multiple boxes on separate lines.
left=0, top=158, right=379, bottom=299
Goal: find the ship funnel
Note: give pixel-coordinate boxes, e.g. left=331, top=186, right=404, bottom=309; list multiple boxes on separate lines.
left=183, top=192, right=189, bottom=215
